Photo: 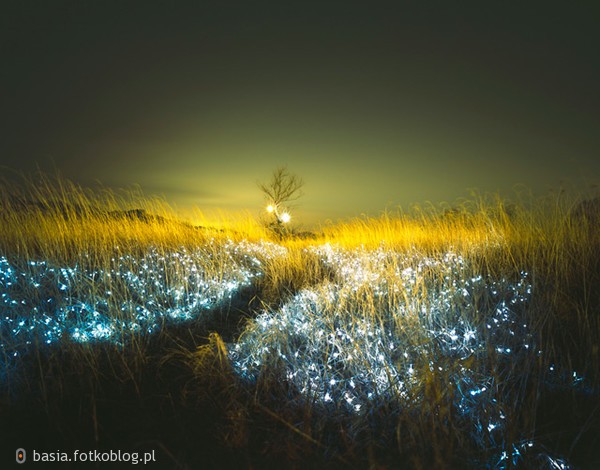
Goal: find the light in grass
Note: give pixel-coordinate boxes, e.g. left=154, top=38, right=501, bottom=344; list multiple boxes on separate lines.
left=227, top=242, right=575, bottom=469
left=0, top=240, right=273, bottom=354
left=0, top=241, right=587, bottom=467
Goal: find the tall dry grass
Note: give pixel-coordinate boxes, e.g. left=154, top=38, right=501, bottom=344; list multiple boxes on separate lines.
left=0, top=173, right=272, bottom=261
left=1, top=173, right=599, bottom=467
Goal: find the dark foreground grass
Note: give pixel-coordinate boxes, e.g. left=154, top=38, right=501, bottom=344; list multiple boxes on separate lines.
left=1, top=175, right=600, bottom=469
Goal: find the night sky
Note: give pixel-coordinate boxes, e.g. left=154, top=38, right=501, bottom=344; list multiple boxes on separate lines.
left=2, top=2, right=599, bottom=226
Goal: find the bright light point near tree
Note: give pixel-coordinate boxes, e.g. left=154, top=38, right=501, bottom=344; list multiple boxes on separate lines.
left=266, top=204, right=275, bottom=213
left=280, top=212, right=291, bottom=223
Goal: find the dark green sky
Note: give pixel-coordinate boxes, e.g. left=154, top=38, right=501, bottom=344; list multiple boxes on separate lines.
left=2, top=1, right=599, bottom=226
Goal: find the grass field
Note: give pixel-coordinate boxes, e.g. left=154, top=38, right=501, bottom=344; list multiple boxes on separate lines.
left=1, top=175, right=599, bottom=468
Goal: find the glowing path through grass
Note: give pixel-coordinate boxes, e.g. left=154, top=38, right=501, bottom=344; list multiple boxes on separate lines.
left=229, top=244, right=581, bottom=468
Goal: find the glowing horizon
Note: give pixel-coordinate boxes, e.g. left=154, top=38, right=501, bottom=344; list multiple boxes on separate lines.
left=2, top=2, right=599, bottom=227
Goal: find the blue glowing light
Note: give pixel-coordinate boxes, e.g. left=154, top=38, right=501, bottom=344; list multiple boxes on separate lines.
left=0, top=240, right=586, bottom=468
left=0, top=240, right=278, bottom=353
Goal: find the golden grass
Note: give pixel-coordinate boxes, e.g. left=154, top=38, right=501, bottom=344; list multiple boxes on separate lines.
left=1, top=172, right=599, bottom=467
left=0, top=173, right=268, bottom=261
left=2, top=173, right=598, bottom=363
left=2, top=173, right=598, bottom=355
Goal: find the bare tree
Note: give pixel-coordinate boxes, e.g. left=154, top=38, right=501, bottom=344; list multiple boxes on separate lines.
left=258, top=167, right=304, bottom=235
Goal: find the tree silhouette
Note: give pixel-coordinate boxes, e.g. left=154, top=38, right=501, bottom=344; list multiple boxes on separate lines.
left=258, top=167, right=304, bottom=236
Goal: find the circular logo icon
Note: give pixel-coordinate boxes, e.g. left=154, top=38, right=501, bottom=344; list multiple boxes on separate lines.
left=16, top=448, right=26, bottom=464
